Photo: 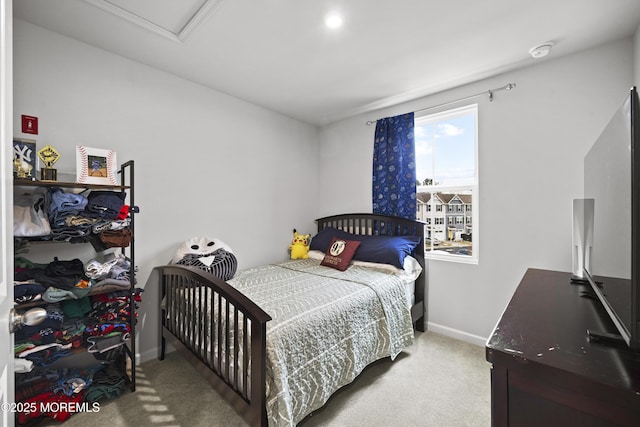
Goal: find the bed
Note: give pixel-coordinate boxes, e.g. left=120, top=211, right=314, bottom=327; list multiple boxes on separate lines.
left=156, top=213, right=426, bottom=426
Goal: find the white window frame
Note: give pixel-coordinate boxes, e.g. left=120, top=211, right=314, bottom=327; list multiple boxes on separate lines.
left=416, top=104, right=479, bottom=264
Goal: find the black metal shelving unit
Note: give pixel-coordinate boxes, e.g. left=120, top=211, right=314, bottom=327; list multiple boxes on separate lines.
left=13, top=160, right=139, bottom=398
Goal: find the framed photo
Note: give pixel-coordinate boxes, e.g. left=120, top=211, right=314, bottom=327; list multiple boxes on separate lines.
left=13, top=138, right=37, bottom=179
left=76, top=146, right=118, bottom=185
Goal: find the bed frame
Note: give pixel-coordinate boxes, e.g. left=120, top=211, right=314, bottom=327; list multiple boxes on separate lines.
left=156, top=213, right=426, bottom=426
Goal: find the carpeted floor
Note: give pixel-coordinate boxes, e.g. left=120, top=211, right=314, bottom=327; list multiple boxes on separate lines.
left=38, top=331, right=491, bottom=427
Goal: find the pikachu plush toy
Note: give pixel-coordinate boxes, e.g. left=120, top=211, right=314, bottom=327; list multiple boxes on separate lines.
left=289, top=229, right=311, bottom=259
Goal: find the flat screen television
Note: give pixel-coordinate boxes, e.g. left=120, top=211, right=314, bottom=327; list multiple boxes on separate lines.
left=582, top=86, right=640, bottom=351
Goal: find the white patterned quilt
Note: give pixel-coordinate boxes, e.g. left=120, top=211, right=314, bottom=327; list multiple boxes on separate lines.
left=227, top=258, right=415, bottom=426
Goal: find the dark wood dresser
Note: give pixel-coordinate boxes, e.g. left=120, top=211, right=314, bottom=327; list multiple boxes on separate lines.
left=486, top=268, right=640, bottom=426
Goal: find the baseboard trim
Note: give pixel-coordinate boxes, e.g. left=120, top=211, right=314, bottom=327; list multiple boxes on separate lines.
left=138, top=343, right=177, bottom=365
left=137, top=347, right=159, bottom=364
left=426, top=321, right=488, bottom=347
left=139, top=326, right=486, bottom=364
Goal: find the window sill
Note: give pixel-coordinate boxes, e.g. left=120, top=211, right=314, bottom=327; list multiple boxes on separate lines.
left=426, top=251, right=478, bottom=265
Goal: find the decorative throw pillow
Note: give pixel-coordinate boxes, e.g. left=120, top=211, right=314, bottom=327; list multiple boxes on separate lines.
left=320, top=237, right=361, bottom=271
left=177, top=249, right=238, bottom=281
left=172, top=236, right=237, bottom=280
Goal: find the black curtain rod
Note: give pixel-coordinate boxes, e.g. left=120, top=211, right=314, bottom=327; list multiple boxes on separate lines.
left=365, top=83, right=516, bottom=125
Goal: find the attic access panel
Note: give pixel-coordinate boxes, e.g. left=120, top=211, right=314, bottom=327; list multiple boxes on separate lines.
left=83, top=0, right=224, bottom=41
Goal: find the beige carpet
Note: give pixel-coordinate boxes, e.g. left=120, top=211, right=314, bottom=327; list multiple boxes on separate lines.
left=37, top=331, right=491, bottom=427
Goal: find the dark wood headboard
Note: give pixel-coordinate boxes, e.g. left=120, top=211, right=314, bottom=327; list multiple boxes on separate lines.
left=315, top=213, right=425, bottom=264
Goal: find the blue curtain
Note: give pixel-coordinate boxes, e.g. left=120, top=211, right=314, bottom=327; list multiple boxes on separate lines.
left=372, top=112, right=416, bottom=219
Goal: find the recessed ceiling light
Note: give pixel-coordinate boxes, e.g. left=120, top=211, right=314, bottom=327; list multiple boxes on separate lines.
left=529, top=42, right=554, bottom=59
left=325, top=14, right=343, bottom=29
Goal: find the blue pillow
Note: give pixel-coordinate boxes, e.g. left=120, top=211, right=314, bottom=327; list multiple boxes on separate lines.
left=310, top=227, right=350, bottom=252
left=310, top=227, right=421, bottom=269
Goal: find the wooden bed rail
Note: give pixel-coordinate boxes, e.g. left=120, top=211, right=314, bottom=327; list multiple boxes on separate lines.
left=156, top=265, right=272, bottom=427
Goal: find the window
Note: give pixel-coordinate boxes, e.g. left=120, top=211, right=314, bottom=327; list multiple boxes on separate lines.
left=415, top=104, right=478, bottom=263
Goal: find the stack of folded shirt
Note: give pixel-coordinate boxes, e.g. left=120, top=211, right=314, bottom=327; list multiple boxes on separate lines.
left=15, top=257, right=87, bottom=291
left=14, top=282, right=46, bottom=304
left=83, top=191, right=125, bottom=220
left=85, top=252, right=133, bottom=293
left=15, top=368, right=66, bottom=402
left=48, top=188, right=88, bottom=226
left=43, top=187, right=130, bottom=244
left=14, top=257, right=92, bottom=310
left=87, top=291, right=135, bottom=324
left=84, top=364, right=128, bottom=403
left=82, top=288, right=142, bottom=355
left=16, top=343, right=73, bottom=367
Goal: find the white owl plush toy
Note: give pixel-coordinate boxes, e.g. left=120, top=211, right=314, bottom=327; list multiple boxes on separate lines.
left=171, top=236, right=237, bottom=280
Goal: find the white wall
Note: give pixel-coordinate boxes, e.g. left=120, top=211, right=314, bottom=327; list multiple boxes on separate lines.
left=318, top=38, right=634, bottom=345
left=13, top=20, right=320, bottom=362
left=635, top=25, right=640, bottom=85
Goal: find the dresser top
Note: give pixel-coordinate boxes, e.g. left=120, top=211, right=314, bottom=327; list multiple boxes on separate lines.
left=486, top=268, right=640, bottom=393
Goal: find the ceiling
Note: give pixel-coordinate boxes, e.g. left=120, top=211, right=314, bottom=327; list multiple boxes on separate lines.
left=13, top=0, right=640, bottom=126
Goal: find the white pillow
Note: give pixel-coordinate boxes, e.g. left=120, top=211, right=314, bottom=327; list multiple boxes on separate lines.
left=307, top=250, right=326, bottom=261
left=308, top=249, right=423, bottom=281
left=402, top=255, right=424, bottom=281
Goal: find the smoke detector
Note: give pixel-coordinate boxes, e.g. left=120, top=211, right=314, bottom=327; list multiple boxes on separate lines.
left=529, top=42, right=554, bottom=59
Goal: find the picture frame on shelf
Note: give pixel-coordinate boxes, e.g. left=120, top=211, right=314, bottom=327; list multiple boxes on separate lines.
left=76, top=146, right=118, bottom=185
left=13, top=138, right=37, bottom=180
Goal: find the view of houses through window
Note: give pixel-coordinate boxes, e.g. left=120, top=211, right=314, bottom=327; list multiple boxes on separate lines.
left=415, top=104, right=478, bottom=262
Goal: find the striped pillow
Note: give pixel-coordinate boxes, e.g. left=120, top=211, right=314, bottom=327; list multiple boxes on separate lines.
left=176, top=249, right=237, bottom=281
